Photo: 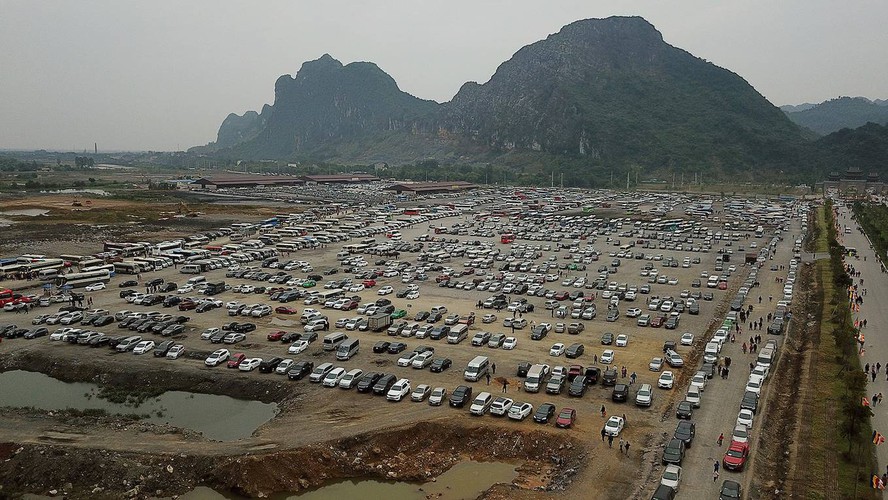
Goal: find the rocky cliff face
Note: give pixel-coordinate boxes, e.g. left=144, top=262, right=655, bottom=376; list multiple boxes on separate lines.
left=198, top=16, right=807, bottom=172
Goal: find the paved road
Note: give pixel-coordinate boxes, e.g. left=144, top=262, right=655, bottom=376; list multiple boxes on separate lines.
left=837, top=206, right=888, bottom=486
left=673, top=219, right=802, bottom=498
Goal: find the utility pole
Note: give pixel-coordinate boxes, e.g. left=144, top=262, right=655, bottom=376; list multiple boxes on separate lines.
left=626, top=171, right=630, bottom=191
left=560, top=172, right=564, bottom=189
left=551, top=171, right=554, bottom=188
left=672, top=172, right=675, bottom=190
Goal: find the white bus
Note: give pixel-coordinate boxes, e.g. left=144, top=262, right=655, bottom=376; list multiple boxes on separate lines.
left=114, top=261, right=152, bottom=275
left=56, top=269, right=111, bottom=288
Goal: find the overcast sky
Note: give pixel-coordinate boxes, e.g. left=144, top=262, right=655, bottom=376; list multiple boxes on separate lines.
left=2, top=0, right=886, bottom=152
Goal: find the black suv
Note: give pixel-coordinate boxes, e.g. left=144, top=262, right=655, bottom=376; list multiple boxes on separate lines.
left=612, top=383, right=629, bottom=402
left=356, top=372, right=384, bottom=393
left=602, top=368, right=618, bottom=386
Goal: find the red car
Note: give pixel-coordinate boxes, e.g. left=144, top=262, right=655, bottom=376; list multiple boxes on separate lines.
left=227, top=353, right=246, bottom=369
left=555, top=407, right=576, bottom=428
left=339, top=300, right=358, bottom=311
left=650, top=316, right=665, bottom=328
left=723, top=441, right=749, bottom=471
left=275, top=306, right=297, bottom=315
left=718, top=281, right=728, bottom=290
left=362, top=279, right=377, bottom=288
left=266, top=330, right=286, bottom=341
left=554, top=291, right=569, bottom=301
left=178, top=300, right=197, bottom=311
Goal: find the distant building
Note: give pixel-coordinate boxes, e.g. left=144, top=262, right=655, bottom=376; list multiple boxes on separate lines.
left=300, top=174, right=379, bottom=184
left=191, top=175, right=304, bottom=190
left=384, top=181, right=478, bottom=195
left=822, top=167, right=887, bottom=194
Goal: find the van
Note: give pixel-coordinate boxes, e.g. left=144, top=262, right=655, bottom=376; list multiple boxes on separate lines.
left=323, top=331, right=348, bottom=352
left=524, top=363, right=549, bottom=393
left=336, top=338, right=359, bottom=360
left=464, top=355, right=490, bottom=382
left=686, top=385, right=702, bottom=408
left=187, top=275, right=207, bottom=286
left=180, top=264, right=201, bottom=274
left=431, top=305, right=448, bottom=316
left=447, top=324, right=469, bottom=344
left=756, top=347, right=775, bottom=368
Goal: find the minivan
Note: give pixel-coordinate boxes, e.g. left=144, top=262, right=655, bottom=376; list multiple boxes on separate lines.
left=187, top=275, right=207, bottom=286
left=447, top=324, right=469, bottom=344
left=524, top=363, right=549, bottom=392
left=323, top=331, right=348, bottom=351
left=335, top=338, right=359, bottom=360
left=464, top=355, right=490, bottom=382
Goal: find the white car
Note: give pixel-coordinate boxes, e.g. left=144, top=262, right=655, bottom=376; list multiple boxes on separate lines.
left=490, top=397, right=513, bottom=416
left=238, top=358, right=262, bottom=372
left=166, top=344, right=186, bottom=359
left=601, top=349, right=615, bottom=364
left=205, top=349, right=231, bottom=366
left=377, top=286, right=394, bottom=295
left=625, top=308, right=642, bottom=318
left=745, top=375, right=764, bottom=394
left=661, top=465, right=682, bottom=492
left=429, top=387, right=447, bottom=406
left=737, top=408, right=755, bottom=429
left=59, top=312, right=83, bottom=325
left=132, top=340, right=155, bottom=354
left=502, top=337, right=517, bottom=350
left=680, top=332, right=694, bottom=345
left=201, top=328, right=221, bottom=340
left=658, top=370, right=675, bottom=389
left=604, top=415, right=625, bottom=436
left=507, top=402, right=533, bottom=421
left=406, top=291, right=420, bottom=300
left=177, top=284, right=194, bottom=294
left=85, top=282, right=106, bottom=292
left=275, top=359, right=295, bottom=374
left=691, top=371, right=707, bottom=391
left=32, top=314, right=51, bottom=325
left=649, top=357, right=663, bottom=372
left=386, top=378, right=411, bottom=401
left=322, top=367, right=347, bottom=387
left=288, top=340, right=309, bottom=354
left=482, top=314, right=497, bottom=324
left=615, top=334, right=628, bottom=347
left=398, top=352, right=419, bottom=367
left=549, top=343, right=566, bottom=357
left=732, top=423, right=750, bottom=443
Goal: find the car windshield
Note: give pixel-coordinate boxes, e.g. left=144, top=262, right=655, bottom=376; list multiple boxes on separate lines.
left=663, top=471, right=678, bottom=480
left=559, top=410, right=572, bottom=418
left=727, top=449, right=744, bottom=458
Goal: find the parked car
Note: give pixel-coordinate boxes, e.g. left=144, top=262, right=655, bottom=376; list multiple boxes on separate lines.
left=533, top=402, right=556, bottom=424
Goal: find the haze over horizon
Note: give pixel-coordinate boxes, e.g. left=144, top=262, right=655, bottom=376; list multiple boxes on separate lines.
left=2, top=0, right=886, bottom=152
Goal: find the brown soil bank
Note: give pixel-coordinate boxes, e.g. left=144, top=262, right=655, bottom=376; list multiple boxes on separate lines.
left=0, top=421, right=585, bottom=499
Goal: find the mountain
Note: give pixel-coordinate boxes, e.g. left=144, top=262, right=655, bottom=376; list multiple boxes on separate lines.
left=783, top=97, right=888, bottom=135
left=780, top=103, right=817, bottom=113
left=196, top=16, right=809, bottom=180
left=197, top=54, right=440, bottom=159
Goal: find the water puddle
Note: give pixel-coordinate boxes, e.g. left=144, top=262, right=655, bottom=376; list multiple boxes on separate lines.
left=0, top=370, right=277, bottom=441
left=0, top=209, right=49, bottom=217
left=40, top=188, right=110, bottom=195
left=175, top=461, right=518, bottom=500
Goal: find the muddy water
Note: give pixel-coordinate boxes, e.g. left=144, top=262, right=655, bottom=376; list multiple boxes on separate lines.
left=178, top=461, right=518, bottom=500
left=0, top=370, right=278, bottom=441
left=0, top=208, right=50, bottom=216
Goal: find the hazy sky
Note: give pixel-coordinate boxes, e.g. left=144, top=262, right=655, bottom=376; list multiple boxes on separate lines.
left=2, top=0, right=886, bottom=151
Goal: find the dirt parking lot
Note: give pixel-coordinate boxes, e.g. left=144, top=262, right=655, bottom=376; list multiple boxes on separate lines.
left=0, top=194, right=780, bottom=498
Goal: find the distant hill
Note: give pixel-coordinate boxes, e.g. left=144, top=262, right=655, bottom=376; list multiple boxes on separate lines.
left=195, top=16, right=810, bottom=181
left=808, top=122, right=888, bottom=177
left=783, top=97, right=888, bottom=135
left=780, top=103, right=817, bottom=113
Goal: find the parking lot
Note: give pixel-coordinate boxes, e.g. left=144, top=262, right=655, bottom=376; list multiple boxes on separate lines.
left=0, top=187, right=806, bottom=498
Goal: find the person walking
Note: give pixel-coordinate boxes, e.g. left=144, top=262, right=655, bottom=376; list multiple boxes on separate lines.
left=600, top=405, right=607, bottom=418
left=607, top=435, right=614, bottom=448
left=502, top=379, right=509, bottom=393
left=624, top=441, right=630, bottom=455
left=601, top=428, right=606, bottom=441
left=714, top=461, right=720, bottom=473
left=717, top=433, right=724, bottom=446
left=492, top=363, right=497, bottom=374
left=485, top=372, right=491, bottom=385
left=713, top=470, right=720, bottom=482
left=619, top=438, right=624, bottom=453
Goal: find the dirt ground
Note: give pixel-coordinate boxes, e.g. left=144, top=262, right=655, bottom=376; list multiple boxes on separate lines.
left=0, top=195, right=753, bottom=498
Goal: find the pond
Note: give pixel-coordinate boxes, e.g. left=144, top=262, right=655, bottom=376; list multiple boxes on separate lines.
left=176, top=460, right=519, bottom=500
left=0, top=370, right=278, bottom=441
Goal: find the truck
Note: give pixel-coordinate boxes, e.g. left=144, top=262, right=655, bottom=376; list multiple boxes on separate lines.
left=368, top=313, right=392, bottom=332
